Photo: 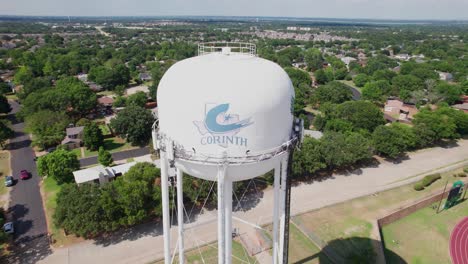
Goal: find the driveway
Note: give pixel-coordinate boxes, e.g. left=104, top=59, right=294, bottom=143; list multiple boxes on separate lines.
left=38, top=139, right=468, bottom=264
left=2, top=101, right=52, bottom=263
left=79, top=147, right=150, bottom=167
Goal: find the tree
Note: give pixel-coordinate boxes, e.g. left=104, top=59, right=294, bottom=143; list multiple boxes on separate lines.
left=0, top=80, right=11, bottom=95
left=110, top=105, right=155, bottom=146
left=0, top=120, right=14, bottom=149
left=98, top=147, right=113, bottom=166
left=37, top=149, right=80, bottom=184
left=362, top=81, right=390, bottom=103
left=436, top=82, right=463, bottom=105
left=126, top=91, right=148, bottom=107
left=413, top=108, right=458, bottom=146
left=391, top=75, right=424, bottom=101
left=83, top=123, right=104, bottom=151
left=372, top=124, right=417, bottom=158
left=310, top=81, right=353, bottom=106
left=304, top=48, right=324, bottom=71
left=13, top=66, right=34, bottom=85
left=434, top=107, right=468, bottom=136
left=0, top=95, right=11, bottom=114
left=319, top=132, right=372, bottom=168
left=372, top=69, right=397, bottom=82
left=292, top=137, right=326, bottom=176
left=54, top=183, right=104, bottom=238
left=25, top=110, right=70, bottom=149
left=353, top=74, right=369, bottom=87
left=335, top=101, right=385, bottom=132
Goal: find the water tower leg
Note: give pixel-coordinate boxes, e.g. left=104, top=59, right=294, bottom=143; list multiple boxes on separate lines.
left=225, top=180, right=232, bottom=264
left=177, top=168, right=185, bottom=264
left=272, top=163, right=281, bottom=264
left=278, top=155, right=289, bottom=264
left=217, top=165, right=227, bottom=264
left=160, top=152, right=171, bottom=264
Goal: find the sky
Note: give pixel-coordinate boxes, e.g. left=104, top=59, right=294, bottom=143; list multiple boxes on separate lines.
left=1, top=0, right=468, bottom=20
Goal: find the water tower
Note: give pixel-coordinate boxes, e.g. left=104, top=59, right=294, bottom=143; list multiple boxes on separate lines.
left=153, top=43, right=302, bottom=264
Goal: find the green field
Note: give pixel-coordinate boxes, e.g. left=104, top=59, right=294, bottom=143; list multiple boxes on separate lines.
left=0, top=151, right=11, bottom=196
left=154, top=241, right=256, bottom=264
left=83, top=137, right=135, bottom=158
left=289, top=167, right=467, bottom=263
left=382, top=199, right=468, bottom=264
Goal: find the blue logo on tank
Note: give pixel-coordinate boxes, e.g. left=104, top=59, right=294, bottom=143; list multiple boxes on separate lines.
left=194, top=104, right=253, bottom=148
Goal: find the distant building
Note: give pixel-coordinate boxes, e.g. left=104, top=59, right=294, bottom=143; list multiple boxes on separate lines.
left=303, top=130, right=323, bottom=139
left=73, top=162, right=137, bottom=185
left=452, top=103, right=468, bottom=113
left=139, top=72, right=152, bottom=81
left=383, top=99, right=419, bottom=124
left=61, top=126, right=85, bottom=149
left=395, top=54, right=410, bottom=61
left=98, top=96, right=114, bottom=107
left=438, top=72, right=453, bottom=82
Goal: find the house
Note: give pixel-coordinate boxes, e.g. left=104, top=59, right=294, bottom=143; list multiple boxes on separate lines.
left=304, top=130, right=323, bottom=139
left=125, top=85, right=150, bottom=96
left=452, top=103, right=468, bottom=113
left=73, top=162, right=137, bottom=185
left=98, top=96, right=114, bottom=108
left=395, top=54, right=410, bottom=61
left=88, top=82, right=103, bottom=92
left=340, top=56, right=357, bottom=66
left=383, top=99, right=419, bottom=124
left=61, top=126, right=85, bottom=149
left=438, top=72, right=453, bottom=82
left=139, top=72, right=152, bottom=82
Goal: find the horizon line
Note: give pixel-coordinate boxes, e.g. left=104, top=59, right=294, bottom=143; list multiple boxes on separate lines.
left=0, top=14, right=467, bottom=23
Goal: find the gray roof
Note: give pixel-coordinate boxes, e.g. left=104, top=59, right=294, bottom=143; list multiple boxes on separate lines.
left=66, top=126, right=84, bottom=136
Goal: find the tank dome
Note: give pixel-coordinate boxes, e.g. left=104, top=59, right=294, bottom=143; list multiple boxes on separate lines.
left=157, top=52, right=294, bottom=159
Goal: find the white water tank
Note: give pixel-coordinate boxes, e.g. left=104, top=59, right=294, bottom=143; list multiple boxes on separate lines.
left=157, top=47, right=295, bottom=181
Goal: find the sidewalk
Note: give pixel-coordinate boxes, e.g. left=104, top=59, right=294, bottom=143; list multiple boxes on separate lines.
left=39, top=139, right=468, bottom=264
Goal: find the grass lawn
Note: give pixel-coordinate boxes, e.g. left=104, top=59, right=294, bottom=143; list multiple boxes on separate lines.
left=42, top=177, right=81, bottom=246
left=382, top=199, right=468, bottom=264
left=291, top=167, right=467, bottom=263
left=0, top=151, right=11, bottom=196
left=154, top=240, right=256, bottom=264
left=5, top=94, right=18, bottom=101
left=83, top=137, right=135, bottom=157
left=99, top=124, right=111, bottom=135
left=70, top=148, right=82, bottom=158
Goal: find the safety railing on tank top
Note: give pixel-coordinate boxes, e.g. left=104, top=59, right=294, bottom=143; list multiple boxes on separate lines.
left=154, top=131, right=297, bottom=165
left=198, top=42, right=256, bottom=56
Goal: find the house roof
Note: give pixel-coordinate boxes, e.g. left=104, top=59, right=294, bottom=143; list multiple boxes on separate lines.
left=304, top=130, right=323, bottom=139
left=72, top=162, right=139, bottom=184
left=61, top=137, right=82, bottom=145
left=98, top=96, right=114, bottom=105
left=453, top=103, right=468, bottom=111
left=66, top=126, right=84, bottom=136
left=73, top=165, right=109, bottom=184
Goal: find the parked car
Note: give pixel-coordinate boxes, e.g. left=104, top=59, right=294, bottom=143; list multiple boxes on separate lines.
left=46, top=147, right=56, bottom=153
left=20, top=170, right=30, bottom=180
left=4, top=176, right=13, bottom=187
left=3, top=222, right=14, bottom=234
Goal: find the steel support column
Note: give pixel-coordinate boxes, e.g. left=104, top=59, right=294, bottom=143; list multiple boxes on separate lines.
left=160, top=152, right=171, bottom=264
left=177, top=168, right=184, bottom=264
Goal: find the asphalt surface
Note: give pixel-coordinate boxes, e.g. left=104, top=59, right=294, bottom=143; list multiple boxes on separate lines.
left=2, top=101, right=52, bottom=264
left=79, top=146, right=150, bottom=167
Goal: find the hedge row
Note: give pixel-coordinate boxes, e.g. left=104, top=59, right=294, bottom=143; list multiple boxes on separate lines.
left=413, top=173, right=441, bottom=191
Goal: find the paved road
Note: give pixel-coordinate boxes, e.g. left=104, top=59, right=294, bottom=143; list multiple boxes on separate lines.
left=79, top=147, right=150, bottom=167
left=2, top=101, right=52, bottom=264
left=38, top=139, right=468, bottom=264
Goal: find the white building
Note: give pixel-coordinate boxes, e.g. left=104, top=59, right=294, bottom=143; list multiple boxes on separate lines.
left=73, top=162, right=137, bottom=185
